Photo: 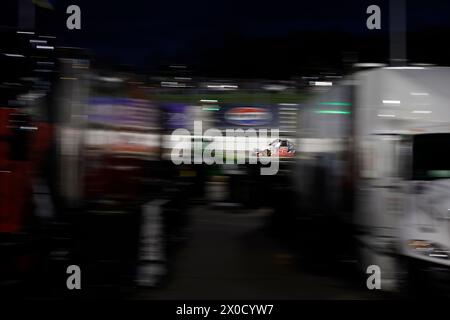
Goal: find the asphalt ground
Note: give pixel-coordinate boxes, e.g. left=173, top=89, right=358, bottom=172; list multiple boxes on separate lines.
left=139, top=205, right=385, bottom=299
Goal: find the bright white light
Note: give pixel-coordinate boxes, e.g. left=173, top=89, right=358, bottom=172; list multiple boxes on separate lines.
left=354, top=63, right=386, bottom=68
left=19, top=126, right=38, bottom=131
left=161, top=81, right=185, bottom=88
left=206, top=84, right=238, bottom=90
left=17, top=31, right=34, bottom=35
left=412, top=110, right=432, bottom=114
left=4, top=53, right=25, bottom=58
left=310, top=81, right=333, bottom=86
left=377, top=114, right=396, bottom=118
left=100, top=77, right=123, bottom=83
left=19, top=92, right=46, bottom=101
left=382, top=100, right=401, bottom=105
left=278, top=103, right=299, bottom=106
left=30, top=39, right=47, bottom=44
left=200, top=99, right=218, bottom=103
left=410, top=92, right=429, bottom=96
left=36, top=45, right=54, bottom=50
left=263, top=84, right=287, bottom=91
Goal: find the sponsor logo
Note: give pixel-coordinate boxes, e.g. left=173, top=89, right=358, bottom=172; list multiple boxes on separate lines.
left=225, top=107, right=272, bottom=126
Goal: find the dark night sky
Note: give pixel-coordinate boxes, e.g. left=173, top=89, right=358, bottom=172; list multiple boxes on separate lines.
left=56, top=0, right=387, bottom=64
left=4, top=0, right=450, bottom=77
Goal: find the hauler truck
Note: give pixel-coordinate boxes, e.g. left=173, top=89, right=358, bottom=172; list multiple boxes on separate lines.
left=295, top=66, right=450, bottom=292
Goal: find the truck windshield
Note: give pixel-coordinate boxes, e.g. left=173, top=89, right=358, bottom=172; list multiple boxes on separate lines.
left=413, top=134, right=450, bottom=180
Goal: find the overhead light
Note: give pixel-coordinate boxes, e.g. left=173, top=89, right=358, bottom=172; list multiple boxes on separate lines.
left=412, top=110, right=432, bottom=114
left=200, top=99, right=218, bottom=103
left=353, top=63, right=386, bottom=68
left=36, top=45, right=54, bottom=50
left=263, top=84, right=287, bottom=91
left=310, top=81, right=333, bottom=86
left=378, top=114, right=396, bottom=118
left=410, top=92, right=429, bottom=96
left=382, top=100, right=401, bottom=105
left=100, top=77, right=123, bottom=83
left=19, top=126, right=38, bottom=131
left=30, top=39, right=47, bottom=44
left=3, top=53, right=25, bottom=58
left=206, top=84, right=238, bottom=89
left=161, top=81, right=185, bottom=88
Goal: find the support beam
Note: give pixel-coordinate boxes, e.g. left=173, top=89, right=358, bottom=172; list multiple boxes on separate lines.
left=390, top=0, right=407, bottom=66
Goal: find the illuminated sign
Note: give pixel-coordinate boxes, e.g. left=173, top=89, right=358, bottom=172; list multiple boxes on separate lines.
left=224, top=107, right=272, bottom=126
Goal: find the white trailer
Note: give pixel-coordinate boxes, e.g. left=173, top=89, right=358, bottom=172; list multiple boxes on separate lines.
left=295, top=67, right=450, bottom=292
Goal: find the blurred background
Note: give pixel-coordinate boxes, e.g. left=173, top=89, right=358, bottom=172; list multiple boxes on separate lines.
left=1, top=0, right=450, bottom=299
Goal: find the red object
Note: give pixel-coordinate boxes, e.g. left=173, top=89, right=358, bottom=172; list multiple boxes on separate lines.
left=278, top=147, right=294, bottom=158
left=0, top=108, right=52, bottom=233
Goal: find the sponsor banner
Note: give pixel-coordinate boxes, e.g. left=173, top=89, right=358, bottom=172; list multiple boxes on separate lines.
left=217, top=104, right=278, bottom=128
left=160, top=103, right=190, bottom=130
left=87, top=97, right=159, bottom=129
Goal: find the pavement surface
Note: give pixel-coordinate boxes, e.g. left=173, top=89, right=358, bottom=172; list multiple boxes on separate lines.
left=140, top=205, right=384, bottom=299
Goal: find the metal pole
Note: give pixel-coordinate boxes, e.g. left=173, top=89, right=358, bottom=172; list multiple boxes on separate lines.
left=390, top=0, right=407, bottom=66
